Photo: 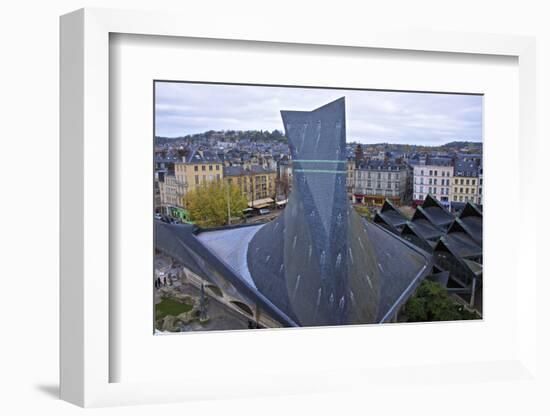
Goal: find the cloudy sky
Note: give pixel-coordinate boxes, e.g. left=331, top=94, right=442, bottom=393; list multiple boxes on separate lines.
left=155, top=82, right=483, bottom=146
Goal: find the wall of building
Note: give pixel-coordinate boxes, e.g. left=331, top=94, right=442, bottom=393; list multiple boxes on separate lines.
left=226, top=171, right=277, bottom=203
left=174, top=161, right=223, bottom=198
left=354, top=166, right=408, bottom=205
left=451, top=175, right=481, bottom=204
left=413, top=164, right=453, bottom=206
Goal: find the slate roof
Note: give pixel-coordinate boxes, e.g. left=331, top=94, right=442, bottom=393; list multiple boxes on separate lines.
left=357, top=160, right=407, bottom=171
left=224, top=165, right=276, bottom=176
left=185, top=147, right=222, bottom=164
left=373, top=200, right=408, bottom=232
left=247, top=98, right=431, bottom=326
left=403, top=220, right=442, bottom=245
left=155, top=222, right=298, bottom=327
left=454, top=158, right=480, bottom=177
left=417, top=195, right=454, bottom=229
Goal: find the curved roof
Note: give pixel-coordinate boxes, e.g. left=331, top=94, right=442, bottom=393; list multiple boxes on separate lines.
left=247, top=98, right=431, bottom=326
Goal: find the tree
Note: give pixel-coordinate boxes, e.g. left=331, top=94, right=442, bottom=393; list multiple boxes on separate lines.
left=353, top=205, right=372, bottom=219
left=401, top=280, right=478, bottom=322
left=184, top=181, right=248, bottom=228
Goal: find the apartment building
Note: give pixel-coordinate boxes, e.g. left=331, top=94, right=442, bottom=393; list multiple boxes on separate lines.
left=224, top=165, right=277, bottom=205
left=173, top=148, right=224, bottom=203
left=353, top=160, right=409, bottom=206
left=451, top=157, right=482, bottom=205
left=413, top=161, right=453, bottom=208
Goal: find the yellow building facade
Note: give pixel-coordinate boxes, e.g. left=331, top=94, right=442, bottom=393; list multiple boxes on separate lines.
left=451, top=176, right=480, bottom=204
left=173, top=149, right=224, bottom=205
left=224, top=165, right=276, bottom=205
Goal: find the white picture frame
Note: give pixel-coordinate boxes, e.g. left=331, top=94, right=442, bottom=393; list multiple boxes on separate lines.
left=60, top=7, right=538, bottom=408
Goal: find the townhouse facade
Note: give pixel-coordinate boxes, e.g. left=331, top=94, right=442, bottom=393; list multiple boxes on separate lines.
left=173, top=148, right=224, bottom=203
left=413, top=162, right=453, bottom=208
left=224, top=165, right=277, bottom=205
left=353, top=160, right=409, bottom=206
left=451, top=157, right=482, bottom=205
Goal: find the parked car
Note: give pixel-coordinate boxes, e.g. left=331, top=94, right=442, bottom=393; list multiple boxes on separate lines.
left=154, top=213, right=162, bottom=221
left=259, top=208, right=270, bottom=215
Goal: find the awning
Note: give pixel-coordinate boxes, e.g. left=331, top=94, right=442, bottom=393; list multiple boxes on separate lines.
left=248, top=197, right=274, bottom=208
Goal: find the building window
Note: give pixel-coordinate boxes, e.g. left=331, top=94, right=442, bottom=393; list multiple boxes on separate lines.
left=195, top=175, right=199, bottom=185
left=209, top=165, right=213, bottom=171
left=433, top=178, right=437, bottom=185
left=434, top=170, right=438, bottom=176
left=429, top=170, right=433, bottom=176
left=466, top=179, right=470, bottom=185
left=216, top=165, right=220, bottom=171
left=202, top=165, right=206, bottom=171
left=460, top=179, right=464, bottom=185
left=194, top=166, right=198, bottom=172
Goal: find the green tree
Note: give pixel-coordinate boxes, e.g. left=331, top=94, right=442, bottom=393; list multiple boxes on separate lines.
left=353, top=205, right=372, bottom=219
left=184, top=181, right=248, bottom=228
left=402, top=280, right=479, bottom=322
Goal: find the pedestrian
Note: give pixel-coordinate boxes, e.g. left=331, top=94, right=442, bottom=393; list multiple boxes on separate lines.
left=163, top=276, right=167, bottom=286
left=157, top=277, right=161, bottom=288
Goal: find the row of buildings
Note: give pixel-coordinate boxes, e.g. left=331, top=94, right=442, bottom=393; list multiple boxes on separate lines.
left=412, top=155, right=483, bottom=207
left=155, top=139, right=482, bottom=223
left=155, top=147, right=279, bottom=220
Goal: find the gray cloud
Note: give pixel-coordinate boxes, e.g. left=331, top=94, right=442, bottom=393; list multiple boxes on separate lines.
left=155, top=82, right=482, bottom=146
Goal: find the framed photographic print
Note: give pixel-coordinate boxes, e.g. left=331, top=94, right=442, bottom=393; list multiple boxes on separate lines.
left=152, top=81, right=483, bottom=334
left=60, top=7, right=538, bottom=408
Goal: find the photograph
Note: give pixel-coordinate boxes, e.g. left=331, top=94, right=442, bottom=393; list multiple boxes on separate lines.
left=153, top=81, right=483, bottom=333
